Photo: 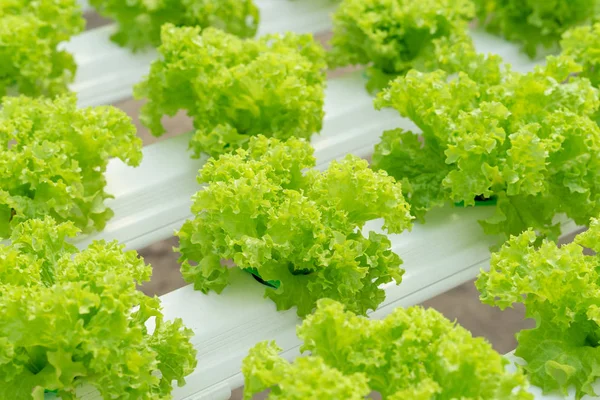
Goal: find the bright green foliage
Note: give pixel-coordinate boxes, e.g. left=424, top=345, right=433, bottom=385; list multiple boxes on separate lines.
left=373, top=55, right=600, bottom=243
left=89, top=0, right=258, bottom=50
left=0, top=0, right=85, bottom=97
left=242, top=341, right=371, bottom=400
left=474, top=0, right=600, bottom=58
left=135, top=24, right=327, bottom=158
left=242, top=299, right=532, bottom=399
left=0, top=218, right=197, bottom=399
left=0, top=95, right=142, bottom=238
left=477, top=218, right=600, bottom=399
left=177, top=135, right=412, bottom=317
left=328, top=0, right=475, bottom=91
left=561, top=23, right=600, bottom=87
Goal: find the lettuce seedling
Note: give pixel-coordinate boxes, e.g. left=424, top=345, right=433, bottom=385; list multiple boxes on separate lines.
left=328, top=0, right=476, bottom=91
left=177, top=135, right=413, bottom=317
left=474, top=0, right=600, bottom=58
left=0, top=95, right=142, bottom=238
left=0, top=0, right=85, bottom=97
left=242, top=341, right=370, bottom=400
left=89, top=0, right=258, bottom=50
left=135, top=24, right=327, bottom=158
left=561, top=22, right=600, bottom=87
left=373, top=54, right=600, bottom=243
left=477, top=216, right=600, bottom=399
left=0, top=218, right=197, bottom=399
left=243, top=299, right=532, bottom=399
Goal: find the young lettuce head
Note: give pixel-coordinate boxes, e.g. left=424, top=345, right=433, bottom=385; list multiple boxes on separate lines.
left=373, top=54, right=600, bottom=244
left=328, top=0, right=476, bottom=92
left=0, top=0, right=85, bottom=97
left=176, top=135, right=413, bottom=317
left=474, top=0, right=600, bottom=58
left=0, top=95, right=142, bottom=238
left=242, top=299, right=532, bottom=399
left=89, top=0, right=259, bottom=50
left=476, top=216, right=600, bottom=399
left=561, top=22, right=600, bottom=88
left=242, top=341, right=371, bottom=400
left=0, top=218, right=197, bottom=399
left=135, top=24, right=327, bottom=158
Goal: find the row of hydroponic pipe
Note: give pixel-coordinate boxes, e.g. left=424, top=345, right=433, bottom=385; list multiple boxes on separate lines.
left=2, top=0, right=600, bottom=399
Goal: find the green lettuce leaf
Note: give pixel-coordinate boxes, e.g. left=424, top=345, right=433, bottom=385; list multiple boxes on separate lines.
left=241, top=341, right=370, bottom=400
left=89, top=0, right=258, bottom=50
left=372, top=128, right=451, bottom=222
left=474, top=0, right=600, bottom=58
left=0, top=0, right=85, bottom=97
left=561, top=23, right=600, bottom=87
left=176, top=135, right=412, bottom=316
left=0, top=95, right=143, bottom=238
left=242, top=299, right=532, bottom=399
left=328, top=0, right=475, bottom=91
left=135, top=24, right=327, bottom=158
left=0, top=218, right=197, bottom=399
left=373, top=55, right=600, bottom=244
left=476, top=219, right=600, bottom=399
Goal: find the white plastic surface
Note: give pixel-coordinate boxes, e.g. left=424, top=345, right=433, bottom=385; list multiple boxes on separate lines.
left=505, top=352, right=600, bottom=399
left=78, top=0, right=90, bottom=12
left=68, top=0, right=338, bottom=107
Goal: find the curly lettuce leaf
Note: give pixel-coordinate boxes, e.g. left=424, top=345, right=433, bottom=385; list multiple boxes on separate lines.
left=476, top=220, right=600, bottom=398
left=241, top=341, right=370, bottom=400
left=372, top=129, right=451, bottom=222
left=374, top=55, right=600, bottom=243
left=0, top=218, right=197, bottom=399
left=135, top=24, right=326, bottom=158
left=243, top=299, right=532, bottom=399
left=0, top=0, right=84, bottom=97
left=0, top=95, right=142, bottom=238
left=328, top=0, right=475, bottom=91
left=474, top=0, right=600, bottom=58
left=89, top=0, right=258, bottom=50
left=176, top=135, right=412, bottom=316
left=561, top=23, right=600, bottom=87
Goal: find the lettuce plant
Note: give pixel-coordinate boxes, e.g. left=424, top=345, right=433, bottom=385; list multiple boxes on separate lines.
left=0, top=0, right=85, bottom=97
left=476, top=217, right=600, bottom=399
left=0, top=95, right=142, bottom=238
left=243, top=299, right=532, bottom=399
left=474, top=0, right=600, bottom=58
left=242, top=341, right=370, bottom=400
left=176, top=135, right=412, bottom=317
left=373, top=55, right=600, bottom=243
left=0, top=218, right=197, bottom=399
left=561, top=23, right=600, bottom=87
left=89, top=0, right=258, bottom=50
left=328, top=0, right=475, bottom=91
left=135, top=24, right=327, bottom=158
